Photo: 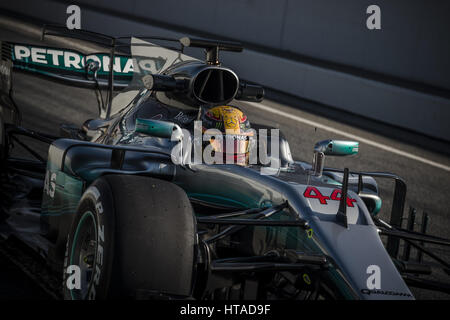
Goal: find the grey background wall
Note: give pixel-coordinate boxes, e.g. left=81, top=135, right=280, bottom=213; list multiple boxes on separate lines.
left=1, top=0, right=449, bottom=141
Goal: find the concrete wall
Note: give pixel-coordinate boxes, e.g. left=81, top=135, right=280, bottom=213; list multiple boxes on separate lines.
left=1, top=0, right=449, bottom=141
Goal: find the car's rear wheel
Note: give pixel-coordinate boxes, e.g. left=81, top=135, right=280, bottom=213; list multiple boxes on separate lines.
left=63, top=174, right=196, bottom=299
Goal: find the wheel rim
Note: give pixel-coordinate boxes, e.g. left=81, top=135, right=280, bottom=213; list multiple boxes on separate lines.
left=69, top=211, right=98, bottom=300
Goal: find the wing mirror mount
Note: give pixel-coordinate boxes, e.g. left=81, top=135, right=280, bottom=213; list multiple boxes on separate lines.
left=135, top=118, right=189, bottom=166
left=135, top=118, right=183, bottom=140
left=311, top=140, right=359, bottom=176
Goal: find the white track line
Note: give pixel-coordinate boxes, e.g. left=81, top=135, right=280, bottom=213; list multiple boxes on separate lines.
left=245, top=101, right=450, bottom=172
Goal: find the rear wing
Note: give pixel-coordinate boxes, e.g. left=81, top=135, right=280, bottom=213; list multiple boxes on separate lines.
left=1, top=25, right=183, bottom=119
left=0, top=38, right=133, bottom=123
left=1, top=41, right=132, bottom=88
left=1, top=25, right=252, bottom=119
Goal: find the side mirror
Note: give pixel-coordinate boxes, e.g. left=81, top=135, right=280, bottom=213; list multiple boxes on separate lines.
left=314, top=140, right=359, bottom=156
left=135, top=118, right=183, bottom=140
left=311, top=140, right=359, bottom=176
left=235, top=82, right=265, bottom=102
left=135, top=118, right=190, bottom=166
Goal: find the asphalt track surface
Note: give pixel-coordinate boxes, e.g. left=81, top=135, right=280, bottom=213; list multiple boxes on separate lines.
left=0, top=18, right=449, bottom=300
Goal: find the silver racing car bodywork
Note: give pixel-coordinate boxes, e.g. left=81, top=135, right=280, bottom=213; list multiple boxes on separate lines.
left=170, top=162, right=414, bottom=299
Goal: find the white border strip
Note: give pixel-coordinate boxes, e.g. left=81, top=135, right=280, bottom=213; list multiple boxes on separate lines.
left=245, top=102, right=450, bottom=172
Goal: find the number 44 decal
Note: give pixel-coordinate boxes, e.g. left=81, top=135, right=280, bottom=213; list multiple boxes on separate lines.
left=303, top=186, right=356, bottom=207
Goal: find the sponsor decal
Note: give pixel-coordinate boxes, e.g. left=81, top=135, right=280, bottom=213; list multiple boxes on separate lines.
left=10, top=43, right=133, bottom=78
left=151, top=114, right=163, bottom=120
left=174, top=111, right=194, bottom=124
left=361, top=265, right=412, bottom=297
left=90, top=187, right=104, bottom=300
left=360, top=288, right=412, bottom=297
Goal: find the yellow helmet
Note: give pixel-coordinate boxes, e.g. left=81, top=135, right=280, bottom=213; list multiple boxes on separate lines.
left=200, top=105, right=253, bottom=166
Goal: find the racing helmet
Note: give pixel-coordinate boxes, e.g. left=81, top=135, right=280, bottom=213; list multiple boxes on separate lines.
left=200, top=105, right=254, bottom=166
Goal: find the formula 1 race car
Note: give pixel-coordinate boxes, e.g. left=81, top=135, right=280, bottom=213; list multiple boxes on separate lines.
left=0, top=25, right=449, bottom=300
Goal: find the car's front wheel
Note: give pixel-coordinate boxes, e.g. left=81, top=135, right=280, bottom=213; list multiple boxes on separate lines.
left=63, top=174, right=197, bottom=299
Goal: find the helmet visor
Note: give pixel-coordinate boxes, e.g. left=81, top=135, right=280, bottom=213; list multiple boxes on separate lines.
left=205, top=132, right=253, bottom=165
left=209, top=134, right=250, bottom=154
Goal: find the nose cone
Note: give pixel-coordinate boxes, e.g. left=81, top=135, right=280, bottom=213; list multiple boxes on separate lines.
left=311, top=220, right=414, bottom=300
left=290, top=183, right=414, bottom=299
